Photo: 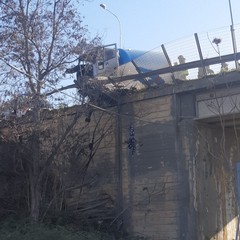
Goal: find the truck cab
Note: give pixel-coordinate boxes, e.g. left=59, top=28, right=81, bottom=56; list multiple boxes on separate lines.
left=92, top=43, right=119, bottom=77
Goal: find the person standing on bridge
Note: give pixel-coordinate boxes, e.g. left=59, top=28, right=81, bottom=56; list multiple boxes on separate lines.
left=175, top=55, right=189, bottom=80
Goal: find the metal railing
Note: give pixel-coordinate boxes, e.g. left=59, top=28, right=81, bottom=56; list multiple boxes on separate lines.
left=112, top=24, right=240, bottom=85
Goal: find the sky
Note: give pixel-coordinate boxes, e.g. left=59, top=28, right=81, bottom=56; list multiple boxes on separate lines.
left=79, top=0, right=240, bottom=51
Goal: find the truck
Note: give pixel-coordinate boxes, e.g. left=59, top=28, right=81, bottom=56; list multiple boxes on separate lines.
left=66, top=43, right=172, bottom=87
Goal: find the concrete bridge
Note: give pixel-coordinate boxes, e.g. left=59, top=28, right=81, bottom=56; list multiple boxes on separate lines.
left=44, top=24, right=240, bottom=240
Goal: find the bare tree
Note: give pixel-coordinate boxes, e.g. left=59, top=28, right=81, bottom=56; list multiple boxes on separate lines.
left=0, top=0, right=103, bottom=223
left=0, top=106, right=115, bottom=223
left=0, top=0, right=100, bottom=107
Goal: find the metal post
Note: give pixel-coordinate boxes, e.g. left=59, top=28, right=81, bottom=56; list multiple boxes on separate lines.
left=194, top=33, right=207, bottom=78
left=230, top=25, right=238, bottom=69
left=228, top=0, right=234, bottom=27
left=228, top=0, right=238, bottom=69
left=161, top=44, right=176, bottom=82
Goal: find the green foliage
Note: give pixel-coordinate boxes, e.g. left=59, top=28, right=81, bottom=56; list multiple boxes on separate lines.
left=0, top=218, right=113, bottom=240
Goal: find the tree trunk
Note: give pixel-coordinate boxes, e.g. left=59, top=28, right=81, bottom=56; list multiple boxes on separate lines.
left=29, top=128, right=41, bottom=222
left=30, top=179, right=41, bottom=222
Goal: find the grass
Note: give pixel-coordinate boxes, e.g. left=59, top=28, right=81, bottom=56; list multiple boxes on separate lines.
left=0, top=218, right=113, bottom=240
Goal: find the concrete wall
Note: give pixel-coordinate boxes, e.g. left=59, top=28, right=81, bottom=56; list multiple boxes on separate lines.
left=118, top=94, right=184, bottom=239
left=180, top=88, right=240, bottom=240
left=0, top=106, right=119, bottom=225
left=52, top=107, right=119, bottom=224
left=95, top=73, right=240, bottom=238
left=2, top=73, right=240, bottom=239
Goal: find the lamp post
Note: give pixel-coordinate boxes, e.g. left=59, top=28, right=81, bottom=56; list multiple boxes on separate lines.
left=228, top=0, right=234, bottom=27
left=100, top=3, right=122, bottom=48
left=228, top=0, right=238, bottom=68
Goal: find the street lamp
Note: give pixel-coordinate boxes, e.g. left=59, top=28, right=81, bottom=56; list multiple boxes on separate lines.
left=100, top=3, right=122, bottom=48
left=228, top=0, right=238, bottom=68
left=228, top=0, right=234, bottom=27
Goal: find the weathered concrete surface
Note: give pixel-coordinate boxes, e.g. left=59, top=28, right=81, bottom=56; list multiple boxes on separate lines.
left=178, top=73, right=240, bottom=240
left=1, top=71, right=240, bottom=239
left=118, top=95, right=184, bottom=240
